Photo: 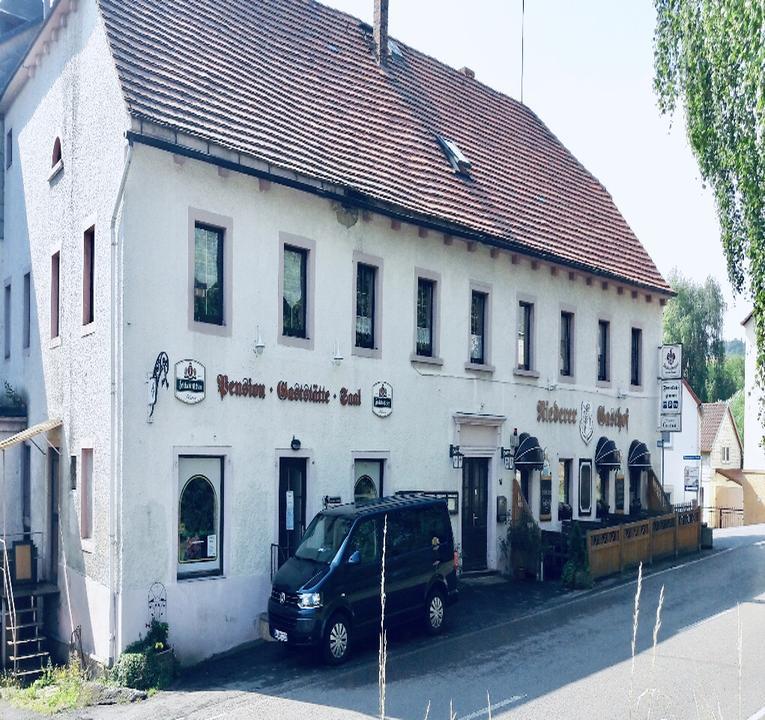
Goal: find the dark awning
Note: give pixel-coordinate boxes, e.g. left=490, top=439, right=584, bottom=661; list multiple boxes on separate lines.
left=515, top=432, right=544, bottom=470
left=595, top=437, right=620, bottom=470
left=628, top=440, right=651, bottom=468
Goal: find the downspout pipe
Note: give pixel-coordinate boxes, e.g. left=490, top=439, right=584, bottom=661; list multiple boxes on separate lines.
left=108, top=139, right=132, bottom=665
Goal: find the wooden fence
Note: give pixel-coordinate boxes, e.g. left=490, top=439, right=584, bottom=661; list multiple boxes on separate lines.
left=587, top=507, right=701, bottom=580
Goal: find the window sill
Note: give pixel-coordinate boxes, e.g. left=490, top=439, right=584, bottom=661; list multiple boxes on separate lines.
left=190, top=320, right=232, bottom=338
left=514, top=368, right=540, bottom=379
left=177, top=571, right=225, bottom=582
left=464, top=362, right=495, bottom=374
left=81, top=538, right=94, bottom=554
left=353, top=346, right=382, bottom=359
left=630, top=384, right=643, bottom=393
left=596, top=380, right=612, bottom=389
left=48, top=159, right=64, bottom=183
left=81, top=322, right=96, bottom=338
left=410, top=353, right=443, bottom=366
left=558, top=373, right=575, bottom=384
left=278, top=334, right=313, bottom=350
left=49, top=336, right=62, bottom=350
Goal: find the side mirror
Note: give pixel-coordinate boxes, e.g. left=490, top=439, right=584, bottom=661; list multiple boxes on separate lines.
left=347, top=550, right=361, bottom=565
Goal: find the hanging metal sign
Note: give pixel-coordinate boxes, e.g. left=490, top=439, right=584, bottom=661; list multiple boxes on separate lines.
left=659, top=344, right=682, bottom=380
left=175, top=360, right=206, bottom=405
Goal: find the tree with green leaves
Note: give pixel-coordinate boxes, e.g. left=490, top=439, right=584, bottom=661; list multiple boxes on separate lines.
left=653, top=0, right=764, bottom=422
left=663, top=270, right=726, bottom=401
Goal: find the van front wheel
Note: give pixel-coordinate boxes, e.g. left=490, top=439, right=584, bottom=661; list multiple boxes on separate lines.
left=322, top=614, right=352, bottom=665
left=424, top=588, right=446, bottom=635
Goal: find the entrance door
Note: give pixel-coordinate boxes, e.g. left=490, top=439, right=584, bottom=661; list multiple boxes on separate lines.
left=48, top=450, right=60, bottom=582
left=354, top=459, right=384, bottom=503
left=279, top=458, right=307, bottom=561
left=461, top=458, right=489, bottom=571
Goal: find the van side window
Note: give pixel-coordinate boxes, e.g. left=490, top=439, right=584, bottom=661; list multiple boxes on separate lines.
left=421, top=507, right=448, bottom=546
left=388, top=511, right=419, bottom=557
left=351, top=518, right=380, bottom=564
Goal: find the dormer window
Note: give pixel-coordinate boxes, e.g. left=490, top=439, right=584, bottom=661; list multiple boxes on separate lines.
left=437, top=136, right=472, bottom=175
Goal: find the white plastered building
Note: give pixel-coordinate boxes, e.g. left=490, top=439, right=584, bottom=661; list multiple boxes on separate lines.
left=0, top=0, right=672, bottom=666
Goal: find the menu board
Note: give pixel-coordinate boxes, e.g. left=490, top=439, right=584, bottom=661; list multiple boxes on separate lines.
left=615, top=476, right=625, bottom=514
left=540, top=478, right=552, bottom=521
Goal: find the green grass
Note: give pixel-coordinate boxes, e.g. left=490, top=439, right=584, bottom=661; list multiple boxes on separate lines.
left=0, top=662, right=91, bottom=716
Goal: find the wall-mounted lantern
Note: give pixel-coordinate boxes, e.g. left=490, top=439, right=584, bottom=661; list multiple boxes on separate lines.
left=290, top=436, right=302, bottom=451
left=449, top=444, right=463, bottom=470
left=253, top=325, right=265, bottom=357
left=332, top=340, right=344, bottom=366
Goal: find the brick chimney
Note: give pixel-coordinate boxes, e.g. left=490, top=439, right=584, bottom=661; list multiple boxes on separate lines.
left=374, top=0, right=389, bottom=66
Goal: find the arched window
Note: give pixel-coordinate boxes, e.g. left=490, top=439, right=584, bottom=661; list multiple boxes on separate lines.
left=51, top=137, right=62, bottom=168
left=354, top=475, right=377, bottom=503
left=178, top=474, right=218, bottom=564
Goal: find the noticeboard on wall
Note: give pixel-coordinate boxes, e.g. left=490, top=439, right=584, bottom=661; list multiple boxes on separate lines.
left=540, top=478, right=552, bottom=521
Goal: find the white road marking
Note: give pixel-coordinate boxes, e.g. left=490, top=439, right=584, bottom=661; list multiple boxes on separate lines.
left=457, top=695, right=526, bottom=720
left=747, top=706, right=765, bottom=720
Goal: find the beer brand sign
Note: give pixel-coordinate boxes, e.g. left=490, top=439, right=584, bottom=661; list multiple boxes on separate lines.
left=175, top=360, right=205, bottom=405
left=372, top=382, right=393, bottom=418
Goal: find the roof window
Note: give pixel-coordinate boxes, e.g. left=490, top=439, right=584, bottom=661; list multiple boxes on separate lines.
left=437, top=136, right=472, bottom=175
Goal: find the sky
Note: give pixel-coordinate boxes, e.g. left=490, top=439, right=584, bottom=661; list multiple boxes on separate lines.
left=320, top=0, right=751, bottom=340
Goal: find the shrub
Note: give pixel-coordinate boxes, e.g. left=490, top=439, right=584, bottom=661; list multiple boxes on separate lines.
left=114, top=620, right=175, bottom=691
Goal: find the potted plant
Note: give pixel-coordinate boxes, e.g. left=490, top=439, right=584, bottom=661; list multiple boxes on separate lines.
left=507, top=515, right=541, bottom=580
left=558, top=502, right=572, bottom=521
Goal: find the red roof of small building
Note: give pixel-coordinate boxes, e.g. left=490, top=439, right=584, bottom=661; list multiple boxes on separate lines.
left=700, top=402, right=742, bottom=454
left=98, top=0, right=670, bottom=292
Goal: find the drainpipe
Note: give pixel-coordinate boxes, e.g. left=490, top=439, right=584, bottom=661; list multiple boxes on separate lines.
left=108, top=140, right=133, bottom=665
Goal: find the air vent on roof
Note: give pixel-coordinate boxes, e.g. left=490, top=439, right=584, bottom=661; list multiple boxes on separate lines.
left=459, top=67, right=475, bottom=79
left=437, top=136, right=472, bottom=175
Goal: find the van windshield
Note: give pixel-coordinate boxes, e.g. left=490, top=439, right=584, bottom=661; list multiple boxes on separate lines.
left=295, top=514, right=353, bottom=563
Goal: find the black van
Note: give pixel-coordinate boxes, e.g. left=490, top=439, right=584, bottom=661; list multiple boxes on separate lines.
left=268, top=495, right=458, bottom=664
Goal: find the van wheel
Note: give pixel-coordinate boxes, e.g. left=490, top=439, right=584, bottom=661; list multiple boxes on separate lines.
left=322, top=614, right=352, bottom=665
left=424, top=588, right=446, bottom=635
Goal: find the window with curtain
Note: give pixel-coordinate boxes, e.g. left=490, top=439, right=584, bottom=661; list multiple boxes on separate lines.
left=194, top=224, right=224, bottom=325
left=283, top=245, right=307, bottom=337
left=416, top=277, right=434, bottom=356
left=355, top=263, right=377, bottom=349
left=470, top=290, right=487, bottom=364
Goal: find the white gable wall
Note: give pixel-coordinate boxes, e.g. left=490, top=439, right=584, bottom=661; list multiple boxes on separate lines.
left=1, top=0, right=131, bottom=662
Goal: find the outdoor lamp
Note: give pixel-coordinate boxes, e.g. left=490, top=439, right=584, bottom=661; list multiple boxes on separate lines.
left=291, top=436, right=301, bottom=451
left=253, top=325, right=265, bottom=356
left=449, top=444, right=463, bottom=470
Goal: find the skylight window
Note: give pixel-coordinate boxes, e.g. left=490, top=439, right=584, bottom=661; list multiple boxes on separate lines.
left=437, top=136, right=472, bottom=175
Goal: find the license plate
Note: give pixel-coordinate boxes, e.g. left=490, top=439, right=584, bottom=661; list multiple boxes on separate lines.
left=273, top=629, right=288, bottom=642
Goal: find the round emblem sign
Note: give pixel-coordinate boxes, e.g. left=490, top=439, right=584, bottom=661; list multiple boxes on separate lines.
left=372, top=381, right=393, bottom=418
left=174, top=360, right=206, bottom=405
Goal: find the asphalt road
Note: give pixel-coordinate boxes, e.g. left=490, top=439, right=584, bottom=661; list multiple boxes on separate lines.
left=5, top=526, right=765, bottom=720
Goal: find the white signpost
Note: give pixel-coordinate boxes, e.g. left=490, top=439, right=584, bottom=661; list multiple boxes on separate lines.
left=659, top=344, right=683, bottom=380
left=683, top=466, right=699, bottom=492
left=658, top=345, right=683, bottom=433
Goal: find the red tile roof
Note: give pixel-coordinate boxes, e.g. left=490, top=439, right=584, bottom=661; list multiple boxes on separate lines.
left=700, top=402, right=728, bottom=452
left=99, top=0, right=670, bottom=292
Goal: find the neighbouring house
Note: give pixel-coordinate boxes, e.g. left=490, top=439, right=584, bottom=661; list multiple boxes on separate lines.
left=660, top=379, right=702, bottom=506
left=0, top=0, right=672, bottom=669
left=699, top=402, right=743, bottom=528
